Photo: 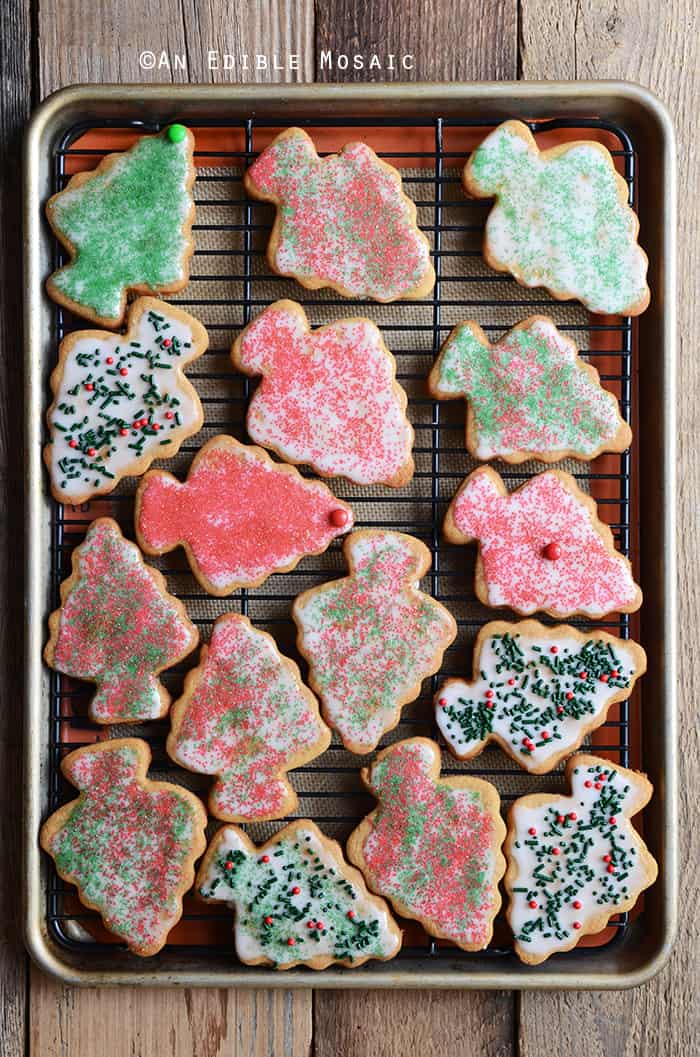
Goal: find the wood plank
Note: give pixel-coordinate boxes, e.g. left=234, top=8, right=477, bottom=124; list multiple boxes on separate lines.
left=315, top=0, right=516, bottom=81
left=313, top=4, right=517, bottom=1055
left=0, top=0, right=32, bottom=1054
left=519, top=3, right=699, bottom=1052
left=32, top=6, right=314, bottom=1056
left=39, top=0, right=314, bottom=94
left=29, top=968, right=312, bottom=1057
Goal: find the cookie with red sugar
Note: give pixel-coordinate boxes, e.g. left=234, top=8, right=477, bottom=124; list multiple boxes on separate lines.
left=505, top=753, right=657, bottom=964
left=244, top=127, right=435, bottom=302
left=167, top=612, right=331, bottom=822
left=231, top=300, right=414, bottom=486
left=45, top=518, right=198, bottom=723
left=348, top=738, right=505, bottom=951
left=135, top=435, right=354, bottom=596
left=39, top=738, right=207, bottom=957
left=428, top=315, right=631, bottom=463
left=435, top=620, right=646, bottom=774
left=444, top=467, right=642, bottom=618
left=293, top=530, right=457, bottom=754
left=196, top=819, right=402, bottom=970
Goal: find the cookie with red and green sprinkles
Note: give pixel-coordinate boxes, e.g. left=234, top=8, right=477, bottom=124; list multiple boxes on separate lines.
left=505, top=753, right=657, bottom=964
left=244, top=127, right=435, bottom=303
left=463, top=120, right=650, bottom=316
left=436, top=620, right=646, bottom=774
left=428, top=316, right=631, bottom=463
left=45, top=297, right=208, bottom=505
left=292, top=530, right=457, bottom=755
left=135, top=435, right=354, bottom=596
left=348, top=738, right=506, bottom=951
left=196, top=820, right=402, bottom=970
left=39, top=738, right=207, bottom=957
left=45, top=518, right=198, bottom=723
left=167, top=612, right=331, bottom=822
left=46, top=125, right=196, bottom=328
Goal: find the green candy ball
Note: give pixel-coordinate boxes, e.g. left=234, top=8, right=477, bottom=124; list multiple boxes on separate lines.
left=166, top=123, right=188, bottom=144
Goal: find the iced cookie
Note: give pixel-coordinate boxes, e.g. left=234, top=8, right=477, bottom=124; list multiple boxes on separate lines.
left=39, top=739, right=207, bottom=956
left=463, top=120, right=650, bottom=316
left=505, top=753, right=657, bottom=964
left=45, top=297, right=208, bottom=505
left=45, top=518, right=198, bottom=723
left=428, top=316, right=631, bottom=463
left=293, top=530, right=457, bottom=754
left=444, top=467, right=642, bottom=618
left=348, top=738, right=506, bottom=950
left=135, top=435, right=354, bottom=596
left=167, top=612, right=330, bottom=822
left=436, top=621, right=646, bottom=773
left=231, top=300, right=414, bottom=486
left=46, top=124, right=196, bottom=328
left=196, top=820, right=402, bottom=969
left=244, top=127, right=435, bottom=302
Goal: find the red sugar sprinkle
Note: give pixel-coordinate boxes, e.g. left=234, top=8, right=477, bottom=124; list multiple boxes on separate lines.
left=603, top=854, right=612, bottom=863
left=584, top=780, right=593, bottom=788
left=557, top=706, right=565, bottom=714
left=542, top=542, right=562, bottom=560
left=528, top=827, right=537, bottom=836
left=573, top=900, right=582, bottom=909
left=69, top=439, right=78, bottom=449
left=105, top=356, right=114, bottom=365
left=291, top=886, right=301, bottom=895
left=87, top=447, right=96, bottom=457
left=84, top=383, right=94, bottom=391
left=566, top=691, right=574, bottom=700
left=119, top=428, right=129, bottom=436
left=165, top=411, right=174, bottom=419
left=550, top=645, right=558, bottom=654
left=485, top=689, right=494, bottom=698
left=607, top=864, right=616, bottom=874
left=438, top=697, right=448, bottom=707
left=569, top=812, right=577, bottom=820
left=552, top=847, right=561, bottom=856
left=508, top=677, right=516, bottom=685
left=573, top=921, right=582, bottom=930
left=153, top=423, right=161, bottom=430
left=600, top=673, right=609, bottom=682
left=316, top=921, right=324, bottom=930
left=287, top=937, right=296, bottom=946
left=529, top=900, right=538, bottom=909
left=307, top=921, right=315, bottom=929
left=264, top=915, right=273, bottom=924
left=225, top=861, right=234, bottom=871
left=579, top=671, right=588, bottom=680
left=347, top=910, right=355, bottom=919
left=609, top=817, right=617, bottom=826
left=261, top=854, right=270, bottom=863
left=541, top=731, right=550, bottom=740
left=120, top=367, right=128, bottom=376
left=595, top=781, right=603, bottom=790
left=557, top=815, right=565, bottom=824
left=162, top=338, right=172, bottom=347
left=611, top=669, right=619, bottom=678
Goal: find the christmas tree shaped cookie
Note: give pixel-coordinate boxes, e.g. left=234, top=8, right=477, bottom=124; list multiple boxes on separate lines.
left=245, top=127, right=435, bottom=302
left=45, top=297, right=208, bottom=505
left=436, top=621, right=646, bottom=773
left=293, top=531, right=457, bottom=754
left=46, top=124, right=196, bottom=328
left=40, top=739, right=207, bottom=956
left=444, top=467, right=642, bottom=618
left=231, top=300, right=414, bottom=486
left=428, top=316, right=631, bottom=463
left=348, top=739, right=506, bottom=950
left=463, top=120, right=649, bottom=316
left=167, top=613, right=331, bottom=822
left=135, top=435, right=354, bottom=596
left=196, top=819, right=402, bottom=969
left=45, top=518, right=198, bottom=723
left=505, top=753, right=658, bottom=964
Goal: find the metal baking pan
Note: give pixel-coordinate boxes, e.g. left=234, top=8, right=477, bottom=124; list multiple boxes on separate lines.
left=24, top=83, right=677, bottom=988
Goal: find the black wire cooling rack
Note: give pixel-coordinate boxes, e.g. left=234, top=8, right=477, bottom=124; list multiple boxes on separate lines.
left=44, top=113, right=638, bottom=960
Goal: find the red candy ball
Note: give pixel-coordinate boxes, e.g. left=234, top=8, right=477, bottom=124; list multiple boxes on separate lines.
left=542, top=542, right=562, bottom=560
left=120, top=367, right=128, bottom=376
left=329, top=508, right=349, bottom=528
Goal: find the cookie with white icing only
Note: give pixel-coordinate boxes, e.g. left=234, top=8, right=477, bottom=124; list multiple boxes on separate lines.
left=196, top=820, right=402, bottom=970
left=39, top=739, right=207, bottom=957
left=444, top=467, right=642, bottom=618
left=435, top=621, right=646, bottom=774
left=167, top=612, right=331, bottom=822
left=135, top=435, right=354, bottom=596
left=505, top=753, right=657, bottom=964
left=45, top=518, right=198, bottom=724
left=244, top=127, right=435, bottom=302
left=348, top=738, right=506, bottom=951
left=231, top=300, right=414, bottom=486
left=463, top=120, right=650, bottom=316
left=293, top=530, right=457, bottom=755
left=45, top=297, right=207, bottom=505
left=428, top=316, right=631, bottom=463
left=46, top=125, right=196, bottom=328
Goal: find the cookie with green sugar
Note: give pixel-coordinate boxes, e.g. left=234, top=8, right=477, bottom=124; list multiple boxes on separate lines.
left=196, top=819, right=402, bottom=970
left=428, top=315, right=631, bottom=463
left=463, top=120, right=650, bottom=316
left=46, top=125, right=196, bottom=328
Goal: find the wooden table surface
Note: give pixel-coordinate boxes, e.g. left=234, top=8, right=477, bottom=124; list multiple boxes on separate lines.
left=1, top=1, right=697, bottom=1054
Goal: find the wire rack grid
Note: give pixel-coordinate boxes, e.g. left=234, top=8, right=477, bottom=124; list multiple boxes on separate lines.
left=44, top=112, right=638, bottom=962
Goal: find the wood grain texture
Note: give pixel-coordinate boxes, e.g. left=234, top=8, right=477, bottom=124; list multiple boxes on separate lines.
left=315, top=0, right=516, bottom=80
left=29, top=968, right=312, bottom=1057
left=520, top=2, right=698, bottom=1050
left=38, top=0, right=314, bottom=94
left=313, top=989, right=515, bottom=1057
left=0, top=1, right=31, bottom=1055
